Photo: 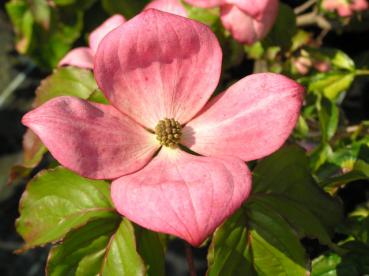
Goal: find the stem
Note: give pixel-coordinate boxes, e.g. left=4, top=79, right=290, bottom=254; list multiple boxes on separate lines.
left=185, top=243, right=197, bottom=276
left=296, top=11, right=332, bottom=30
left=294, top=0, right=317, bottom=15
left=355, top=69, right=369, bottom=76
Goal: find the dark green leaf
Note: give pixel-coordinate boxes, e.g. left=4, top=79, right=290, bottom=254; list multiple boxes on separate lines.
left=263, top=3, right=297, bottom=50
left=312, top=242, right=369, bottom=276
left=135, top=226, right=166, bottom=276
left=253, top=146, right=342, bottom=234
left=16, top=167, right=115, bottom=248
left=102, top=0, right=149, bottom=18
left=320, top=160, right=369, bottom=190
left=208, top=146, right=342, bottom=275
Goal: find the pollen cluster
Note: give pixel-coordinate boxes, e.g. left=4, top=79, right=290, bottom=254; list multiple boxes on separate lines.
left=155, top=118, right=182, bottom=148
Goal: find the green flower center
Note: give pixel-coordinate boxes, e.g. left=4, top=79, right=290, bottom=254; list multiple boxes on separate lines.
left=155, top=118, right=182, bottom=148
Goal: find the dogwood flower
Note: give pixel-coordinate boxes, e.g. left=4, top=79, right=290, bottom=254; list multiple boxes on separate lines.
left=22, top=10, right=304, bottom=246
left=185, top=0, right=279, bottom=44
left=59, top=15, right=126, bottom=69
left=322, top=0, right=368, bottom=17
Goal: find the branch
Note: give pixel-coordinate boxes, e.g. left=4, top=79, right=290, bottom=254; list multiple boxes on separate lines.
left=297, top=11, right=332, bottom=30
left=294, top=0, right=317, bottom=15
left=185, top=243, right=197, bottom=276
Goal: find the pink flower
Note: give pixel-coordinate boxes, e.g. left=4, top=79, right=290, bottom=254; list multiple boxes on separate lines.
left=185, top=0, right=279, bottom=44
left=145, top=0, right=188, bottom=17
left=22, top=10, right=304, bottom=246
left=322, top=0, right=368, bottom=17
left=59, top=15, right=126, bottom=69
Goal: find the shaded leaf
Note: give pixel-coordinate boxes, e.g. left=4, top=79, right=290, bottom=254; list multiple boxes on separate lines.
left=135, top=226, right=166, bottom=276
left=208, top=146, right=342, bottom=275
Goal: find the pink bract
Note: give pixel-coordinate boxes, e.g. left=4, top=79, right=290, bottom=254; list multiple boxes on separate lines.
left=185, top=0, right=279, bottom=44
left=22, top=9, right=304, bottom=246
left=58, top=15, right=126, bottom=69
left=145, top=0, right=188, bottom=17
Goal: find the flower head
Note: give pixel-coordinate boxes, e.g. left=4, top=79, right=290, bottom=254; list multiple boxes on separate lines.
left=59, top=15, right=126, bottom=69
left=22, top=10, right=304, bottom=246
left=185, top=0, right=279, bottom=44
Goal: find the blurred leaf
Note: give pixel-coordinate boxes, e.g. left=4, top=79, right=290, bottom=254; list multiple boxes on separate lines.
left=6, top=2, right=34, bottom=53
left=47, top=218, right=146, bottom=276
left=308, top=48, right=355, bottom=71
left=102, top=0, right=149, bottom=18
left=22, top=129, right=47, bottom=168
left=318, top=97, right=339, bottom=142
left=16, top=167, right=115, bottom=248
left=321, top=160, right=369, bottom=190
left=34, top=67, right=98, bottom=106
left=208, top=146, right=343, bottom=275
left=310, top=143, right=332, bottom=172
left=263, top=3, right=296, bottom=50
left=29, top=0, right=50, bottom=30
left=183, top=3, right=220, bottom=26
left=6, top=0, right=83, bottom=68
left=135, top=226, right=166, bottom=276
left=88, top=89, right=109, bottom=104
left=291, top=30, right=311, bottom=52
left=0, top=153, right=22, bottom=201
left=306, top=72, right=355, bottom=101
left=312, top=242, right=369, bottom=276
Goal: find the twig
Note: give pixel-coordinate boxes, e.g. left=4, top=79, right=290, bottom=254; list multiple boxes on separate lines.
left=294, top=0, right=317, bottom=15
left=296, top=11, right=332, bottom=30
left=185, top=242, right=197, bottom=276
left=0, top=62, right=36, bottom=109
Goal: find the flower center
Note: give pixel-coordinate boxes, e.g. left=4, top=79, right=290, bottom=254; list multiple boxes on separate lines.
left=155, top=118, right=182, bottom=148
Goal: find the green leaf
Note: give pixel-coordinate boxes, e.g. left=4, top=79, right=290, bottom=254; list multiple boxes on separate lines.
left=252, top=146, right=342, bottom=242
left=318, top=97, right=339, bottom=142
left=102, top=0, right=149, bottom=18
left=34, top=67, right=98, bottom=106
left=135, top=226, right=166, bottom=276
left=208, top=146, right=343, bottom=275
left=6, top=0, right=84, bottom=68
left=48, top=218, right=146, bottom=276
left=208, top=205, right=308, bottom=276
left=263, top=3, right=297, bottom=50
left=183, top=2, right=220, bottom=26
left=47, top=217, right=121, bottom=276
left=320, top=160, right=369, bottom=191
left=101, top=219, right=146, bottom=276
left=6, top=2, right=34, bottom=53
left=29, top=0, right=51, bottom=30
left=312, top=242, right=369, bottom=276
left=307, top=72, right=355, bottom=101
left=16, top=167, right=115, bottom=248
